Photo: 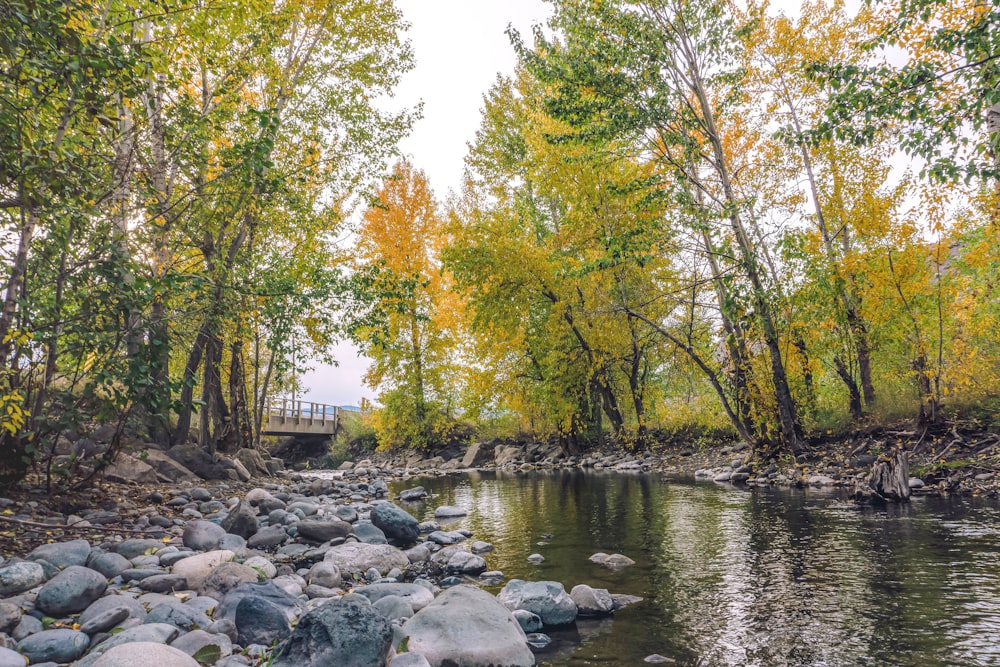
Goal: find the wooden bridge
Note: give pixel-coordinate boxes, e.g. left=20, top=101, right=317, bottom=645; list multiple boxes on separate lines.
left=263, top=398, right=340, bottom=437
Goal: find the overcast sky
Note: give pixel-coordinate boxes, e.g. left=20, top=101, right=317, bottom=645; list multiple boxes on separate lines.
left=301, top=1, right=553, bottom=407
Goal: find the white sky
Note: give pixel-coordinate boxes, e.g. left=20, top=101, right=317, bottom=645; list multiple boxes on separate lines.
left=301, top=1, right=554, bottom=407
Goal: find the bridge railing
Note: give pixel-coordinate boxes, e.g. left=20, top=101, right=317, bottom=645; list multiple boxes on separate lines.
left=266, top=398, right=340, bottom=429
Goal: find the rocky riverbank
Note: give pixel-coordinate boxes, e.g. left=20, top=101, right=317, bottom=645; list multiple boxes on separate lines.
left=0, top=464, right=642, bottom=667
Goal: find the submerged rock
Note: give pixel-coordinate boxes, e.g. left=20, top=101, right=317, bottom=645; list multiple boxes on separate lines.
left=498, top=579, right=577, bottom=627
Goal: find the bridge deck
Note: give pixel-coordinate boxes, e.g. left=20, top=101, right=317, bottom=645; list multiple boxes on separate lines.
left=263, top=399, right=340, bottom=437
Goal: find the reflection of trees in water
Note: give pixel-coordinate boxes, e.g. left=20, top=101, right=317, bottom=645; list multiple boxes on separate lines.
left=389, top=473, right=1000, bottom=667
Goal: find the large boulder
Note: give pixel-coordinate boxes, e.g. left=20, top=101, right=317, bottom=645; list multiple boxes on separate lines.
left=272, top=595, right=392, bottom=667
left=16, top=628, right=89, bottom=663
left=498, top=580, right=577, bottom=626
left=182, top=520, right=226, bottom=551
left=0, top=561, right=44, bottom=596
left=220, top=500, right=259, bottom=539
left=295, top=519, right=352, bottom=543
left=102, top=453, right=158, bottom=485
left=142, top=449, right=198, bottom=483
left=35, top=566, right=107, bottom=616
left=234, top=448, right=271, bottom=478
left=91, top=642, right=199, bottom=667
left=166, top=444, right=233, bottom=480
left=370, top=502, right=420, bottom=544
left=216, top=581, right=304, bottom=624
left=323, top=542, right=409, bottom=574
left=170, top=550, right=235, bottom=591
left=27, top=538, right=91, bottom=569
left=403, top=585, right=534, bottom=667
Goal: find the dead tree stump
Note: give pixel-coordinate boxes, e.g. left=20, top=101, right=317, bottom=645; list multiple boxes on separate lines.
left=853, top=449, right=911, bottom=504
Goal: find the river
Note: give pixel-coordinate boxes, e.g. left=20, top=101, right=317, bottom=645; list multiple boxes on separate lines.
left=386, top=470, right=1000, bottom=667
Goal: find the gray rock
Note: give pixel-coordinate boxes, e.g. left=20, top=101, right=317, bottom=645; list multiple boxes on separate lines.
left=216, top=582, right=303, bottom=624
left=447, top=551, right=487, bottom=574
left=88, top=552, right=132, bottom=579
left=272, top=595, right=392, bottom=667
left=398, top=487, right=426, bottom=502
left=352, top=521, right=388, bottom=544
left=0, top=561, right=44, bottom=596
left=295, top=519, right=350, bottom=545
left=79, top=606, right=130, bottom=634
left=91, top=642, right=198, bottom=667
left=171, top=550, right=235, bottom=591
left=498, top=579, right=577, bottom=626
left=433, top=505, right=467, bottom=519
left=78, top=597, right=147, bottom=627
left=235, top=594, right=291, bottom=647
left=145, top=601, right=213, bottom=631
left=323, top=542, right=409, bottom=574
left=570, top=584, right=615, bottom=617
left=139, top=574, right=187, bottom=593
left=0, top=647, right=26, bottom=667
left=808, top=475, right=837, bottom=486
left=588, top=552, right=635, bottom=568
left=247, top=524, right=288, bottom=548
left=0, top=602, right=19, bottom=633
left=81, top=623, right=179, bottom=666
left=370, top=503, right=420, bottom=544
left=391, top=653, right=432, bottom=667
left=353, top=583, right=435, bottom=611
left=116, top=539, right=167, bottom=560
left=512, top=609, right=542, bottom=633
left=332, top=506, right=358, bottom=523
left=306, top=561, right=341, bottom=589
left=526, top=553, right=544, bottom=564
left=16, top=628, right=89, bottom=663
left=28, top=538, right=92, bottom=569
left=13, top=614, right=43, bottom=641
left=908, top=478, right=925, bottom=489
left=371, top=595, right=413, bottom=621
left=182, top=520, right=226, bottom=551
left=199, top=562, right=259, bottom=599
left=403, top=585, right=534, bottom=667
left=220, top=501, right=259, bottom=539
left=36, top=565, right=107, bottom=616
left=169, top=629, right=233, bottom=659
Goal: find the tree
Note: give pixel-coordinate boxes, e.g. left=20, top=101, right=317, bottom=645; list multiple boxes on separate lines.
left=354, top=162, right=460, bottom=449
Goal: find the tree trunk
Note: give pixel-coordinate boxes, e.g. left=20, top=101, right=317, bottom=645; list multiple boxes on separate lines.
left=833, top=356, right=863, bottom=420
left=854, top=449, right=910, bottom=503
left=0, top=208, right=37, bottom=370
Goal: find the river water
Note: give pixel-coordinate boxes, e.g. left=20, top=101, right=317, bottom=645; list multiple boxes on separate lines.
left=386, top=470, right=1000, bottom=667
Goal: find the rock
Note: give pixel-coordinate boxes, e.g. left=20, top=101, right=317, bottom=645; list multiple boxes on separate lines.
left=434, top=505, right=467, bottom=519
left=88, top=551, right=132, bottom=579
left=809, top=474, right=837, bottom=486
left=352, top=583, right=435, bottom=611
left=403, top=585, right=534, bottom=667
left=142, top=449, right=198, bottom=483
left=644, top=655, right=676, bottom=664
left=244, top=555, right=277, bottom=579
left=272, top=595, right=392, bottom=667
left=28, top=538, right=91, bottom=569
left=171, top=550, right=235, bottom=591
left=145, top=601, right=213, bottom=631
left=247, top=524, right=288, bottom=548
left=371, top=595, right=413, bottom=621
left=216, top=582, right=303, bottom=624
left=78, top=597, right=147, bottom=628
left=370, top=503, right=420, bottom=544
left=234, top=448, right=271, bottom=478
left=323, top=542, right=409, bottom=574
left=116, top=538, right=167, bottom=559
left=182, top=520, right=226, bottom=551
left=102, top=453, right=158, bottom=485
left=169, top=629, right=233, bottom=660
left=512, top=609, right=542, bottom=633
left=908, top=478, right=925, bottom=489
left=391, top=653, right=432, bottom=667
left=81, top=623, right=180, bottom=664
left=35, top=565, right=107, bottom=616
left=713, top=471, right=732, bottom=482
left=525, top=633, right=551, bottom=648
left=79, top=606, right=130, bottom=635
left=0, top=602, right=19, bottom=633
left=526, top=553, right=544, bottom=564
left=588, top=552, right=635, bottom=568
left=167, top=445, right=232, bottom=481
left=570, top=584, right=615, bottom=617
left=295, top=519, right=353, bottom=543
left=220, top=501, right=259, bottom=539
left=461, top=442, right=486, bottom=468
left=447, top=551, right=487, bottom=574
left=494, top=446, right=522, bottom=467
left=398, top=487, right=427, bottom=502
left=0, top=561, right=44, bottom=595
left=352, top=521, right=388, bottom=544
left=498, top=579, right=577, bottom=627
left=0, top=647, right=26, bottom=667
left=200, top=562, right=260, bottom=599
left=91, top=642, right=199, bottom=667
left=236, top=595, right=291, bottom=647
left=16, top=629, right=90, bottom=663
left=307, top=561, right=342, bottom=589
left=139, top=573, right=188, bottom=593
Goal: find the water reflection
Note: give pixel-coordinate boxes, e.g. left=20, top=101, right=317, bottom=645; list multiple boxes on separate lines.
left=387, top=471, right=1000, bottom=667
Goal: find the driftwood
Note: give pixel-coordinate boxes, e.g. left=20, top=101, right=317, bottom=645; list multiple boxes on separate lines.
left=853, top=449, right=910, bottom=504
